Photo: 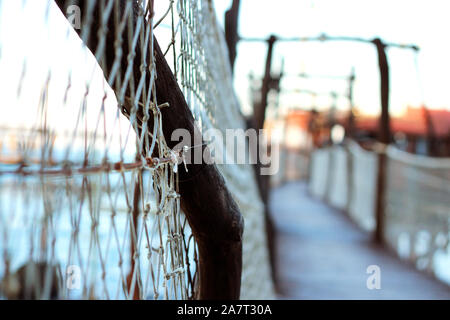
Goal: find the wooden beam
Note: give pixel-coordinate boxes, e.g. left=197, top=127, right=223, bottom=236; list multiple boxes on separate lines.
left=372, top=38, right=389, bottom=244
left=225, top=0, right=240, bottom=73
left=345, top=69, right=356, bottom=213
left=373, top=38, right=391, bottom=146
left=422, top=106, right=438, bottom=157
left=254, top=35, right=276, bottom=131
left=240, top=34, right=419, bottom=51
left=347, top=68, right=356, bottom=139
left=55, top=0, right=244, bottom=300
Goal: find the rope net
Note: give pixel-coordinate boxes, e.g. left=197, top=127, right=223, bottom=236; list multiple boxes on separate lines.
left=155, top=0, right=275, bottom=299
left=384, top=147, right=450, bottom=275
left=309, top=143, right=450, bottom=284
left=0, top=0, right=193, bottom=300
left=0, top=0, right=274, bottom=299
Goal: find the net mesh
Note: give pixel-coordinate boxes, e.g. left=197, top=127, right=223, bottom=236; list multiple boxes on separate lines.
left=0, top=0, right=274, bottom=299
left=158, top=0, right=275, bottom=299
left=309, top=142, right=450, bottom=284
left=347, top=142, right=377, bottom=231
left=384, top=147, right=450, bottom=276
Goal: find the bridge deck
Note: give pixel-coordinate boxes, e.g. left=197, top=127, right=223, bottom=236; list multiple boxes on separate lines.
left=270, top=181, right=450, bottom=299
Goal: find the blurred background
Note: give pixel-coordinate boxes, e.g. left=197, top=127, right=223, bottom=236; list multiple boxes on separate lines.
left=215, top=0, right=450, bottom=116
left=210, top=0, right=450, bottom=298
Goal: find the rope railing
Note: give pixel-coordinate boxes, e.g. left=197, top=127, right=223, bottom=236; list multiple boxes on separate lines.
left=0, top=0, right=195, bottom=300
left=239, top=33, right=420, bottom=51
left=309, top=141, right=450, bottom=284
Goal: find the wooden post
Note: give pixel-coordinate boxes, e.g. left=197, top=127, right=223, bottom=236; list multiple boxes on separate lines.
left=325, top=93, right=337, bottom=203
left=127, top=169, right=142, bottom=300
left=344, top=140, right=353, bottom=213
left=254, top=35, right=276, bottom=131
left=372, top=38, right=390, bottom=244
left=422, top=106, right=438, bottom=156
left=329, top=92, right=337, bottom=142
left=55, top=0, right=244, bottom=300
left=345, top=69, right=355, bottom=212
left=249, top=34, right=278, bottom=290
left=347, top=68, right=356, bottom=139
left=225, top=0, right=241, bottom=73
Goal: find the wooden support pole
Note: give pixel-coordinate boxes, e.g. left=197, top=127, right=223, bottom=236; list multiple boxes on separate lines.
left=373, top=38, right=390, bottom=244
left=347, top=68, right=356, bottom=139
left=128, top=168, right=142, bottom=300
left=55, top=0, right=244, bottom=300
left=345, top=69, right=356, bottom=212
left=422, top=106, right=438, bottom=156
left=325, top=93, right=337, bottom=203
left=248, top=34, right=278, bottom=290
left=225, top=0, right=241, bottom=73
left=254, top=35, right=277, bottom=131
left=153, top=40, right=243, bottom=300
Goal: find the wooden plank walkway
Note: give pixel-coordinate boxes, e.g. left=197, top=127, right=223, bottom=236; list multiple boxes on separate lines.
left=270, top=181, right=450, bottom=299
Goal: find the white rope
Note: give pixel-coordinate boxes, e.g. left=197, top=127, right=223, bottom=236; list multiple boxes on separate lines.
left=386, top=145, right=450, bottom=169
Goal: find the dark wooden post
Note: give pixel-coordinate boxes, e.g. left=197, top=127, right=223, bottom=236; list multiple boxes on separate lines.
left=249, top=34, right=278, bottom=290
left=225, top=0, right=241, bottom=73
left=55, top=0, right=244, bottom=300
left=345, top=69, right=356, bottom=212
left=127, top=167, right=142, bottom=300
left=372, top=38, right=390, bottom=244
left=347, top=68, right=356, bottom=139
left=422, top=106, right=438, bottom=156
left=325, top=93, right=337, bottom=203
left=254, top=35, right=277, bottom=131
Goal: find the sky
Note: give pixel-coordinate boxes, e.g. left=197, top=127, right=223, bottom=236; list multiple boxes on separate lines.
left=212, top=0, right=450, bottom=117
left=1, top=0, right=450, bottom=141
left=0, top=0, right=137, bottom=161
